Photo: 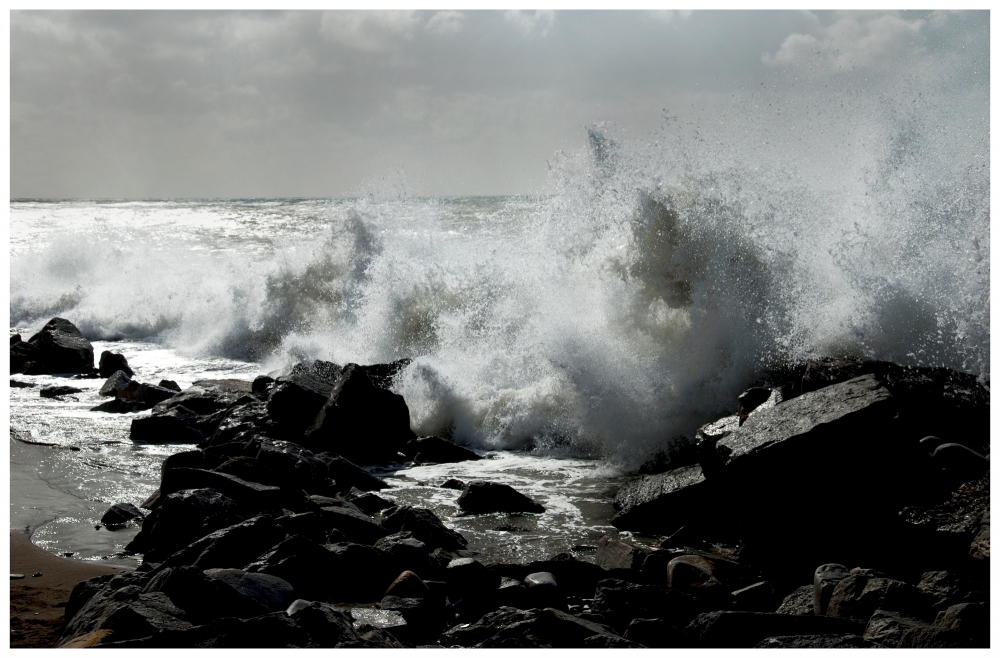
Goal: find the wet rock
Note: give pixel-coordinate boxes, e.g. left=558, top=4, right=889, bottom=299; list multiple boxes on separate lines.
left=516, top=553, right=608, bottom=599
left=9, top=378, right=36, bottom=388
left=162, top=515, right=286, bottom=570
left=125, top=488, right=244, bottom=562
left=406, top=436, right=481, bottom=464
left=10, top=336, right=40, bottom=374
left=863, top=609, right=932, bottom=647
left=206, top=401, right=277, bottom=447
left=826, top=574, right=933, bottom=622
left=931, top=442, right=989, bottom=485
left=130, top=405, right=207, bottom=443
left=970, top=506, right=989, bottom=560
left=813, top=563, right=850, bottom=616
left=40, top=385, right=83, bottom=398
left=251, top=375, right=275, bottom=398
left=204, top=569, right=296, bottom=612
left=303, top=364, right=415, bottom=465
left=316, top=505, right=388, bottom=545
left=756, top=634, right=874, bottom=648
left=444, top=557, right=500, bottom=595
left=594, top=535, right=650, bottom=571
left=158, top=380, right=181, bottom=392
left=686, top=610, right=862, bottom=648
left=737, top=386, right=772, bottom=424
left=101, top=503, right=145, bottom=528
left=523, top=571, right=565, bottom=610
left=441, top=478, right=465, bottom=490
left=378, top=595, right=445, bottom=643
left=24, top=318, right=94, bottom=374
left=347, top=489, right=395, bottom=516
left=457, top=481, right=544, bottom=514
left=159, top=468, right=284, bottom=511
left=99, top=370, right=133, bottom=396
left=154, top=610, right=311, bottom=648
left=440, top=606, right=537, bottom=647
left=285, top=600, right=360, bottom=647
left=316, top=453, right=391, bottom=492
left=381, top=505, right=468, bottom=551
left=611, top=464, right=712, bottom=534
left=623, top=618, right=694, bottom=648
left=916, top=570, right=986, bottom=612
left=99, top=351, right=133, bottom=378
left=383, top=570, right=431, bottom=599
left=266, top=363, right=342, bottom=435
left=592, top=578, right=699, bottom=633
left=255, top=440, right=328, bottom=492
left=120, top=382, right=177, bottom=407
left=373, top=533, right=432, bottom=576
left=141, top=565, right=269, bottom=622
left=899, top=473, right=990, bottom=564
left=775, top=584, right=813, bottom=615
left=355, top=358, right=411, bottom=391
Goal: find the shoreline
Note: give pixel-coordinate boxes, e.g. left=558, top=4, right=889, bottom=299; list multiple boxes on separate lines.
left=9, top=530, right=129, bottom=648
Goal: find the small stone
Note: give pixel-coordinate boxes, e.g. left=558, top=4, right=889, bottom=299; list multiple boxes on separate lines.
left=11, top=574, right=24, bottom=579
left=32, top=572, right=42, bottom=577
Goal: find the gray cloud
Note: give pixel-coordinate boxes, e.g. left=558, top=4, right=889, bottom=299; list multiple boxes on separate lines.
left=10, top=10, right=988, bottom=198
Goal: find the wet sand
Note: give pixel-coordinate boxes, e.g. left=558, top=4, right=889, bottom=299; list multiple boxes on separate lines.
left=9, top=530, right=128, bottom=648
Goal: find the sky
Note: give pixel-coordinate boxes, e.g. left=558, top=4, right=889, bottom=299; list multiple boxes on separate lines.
left=9, top=10, right=990, bottom=198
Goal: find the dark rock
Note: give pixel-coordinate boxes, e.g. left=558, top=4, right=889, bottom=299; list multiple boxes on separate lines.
left=406, top=436, right=481, bottom=464
left=274, top=512, right=329, bottom=544
left=316, top=505, right=389, bottom=545
left=813, top=563, right=850, bottom=616
left=899, top=473, right=990, bottom=565
left=863, top=609, right=932, bottom=647
left=99, top=370, right=133, bottom=397
left=255, top=440, right=328, bottom=492
left=141, top=565, right=269, bottom=622
left=316, top=453, right=391, bottom=492
left=125, top=488, right=244, bottom=562
left=593, top=535, right=650, bottom=571
left=40, top=385, right=83, bottom=398
left=441, top=478, right=465, bottom=490
left=347, top=490, right=395, bottom=516
left=302, top=364, right=415, bottom=465
left=457, top=481, right=544, bottom=514
left=444, top=557, right=500, bottom=595
left=355, top=358, right=411, bottom=391
left=285, top=600, right=360, bottom=647
left=775, top=584, right=813, bottom=615
left=162, top=515, right=286, bottom=570
left=204, top=568, right=296, bottom=612
left=251, top=375, right=275, bottom=398
left=157, top=380, right=253, bottom=416
left=686, top=610, right=862, bottom=648
left=737, top=386, right=772, bottom=423
left=157, top=610, right=311, bottom=648
left=916, top=570, right=985, bottom=612
left=121, top=382, right=177, bottom=407
left=101, top=503, right=145, bottom=528
left=611, top=463, right=713, bottom=534
left=206, top=401, right=277, bottom=447
left=266, top=362, right=342, bottom=435
left=378, top=595, right=445, bottom=643
left=381, top=505, right=468, bottom=551
left=24, top=318, right=94, bottom=374
left=440, top=606, right=537, bottom=647
left=9, top=378, right=36, bottom=388
left=160, top=468, right=284, bottom=511
left=731, top=581, right=776, bottom=611
left=158, top=380, right=181, bottom=392
left=383, top=570, right=431, bottom=599
left=623, top=618, right=694, bottom=648
left=523, top=571, right=565, bottom=610
left=593, top=578, right=699, bottom=633
left=99, top=351, right=133, bottom=378
left=931, top=442, right=990, bottom=485
left=756, top=634, right=874, bottom=648
left=516, top=553, right=608, bottom=599
left=970, top=506, right=989, bottom=560
left=374, top=533, right=432, bottom=576
left=826, top=574, right=934, bottom=622
left=130, top=406, right=207, bottom=444
left=10, top=337, right=40, bottom=374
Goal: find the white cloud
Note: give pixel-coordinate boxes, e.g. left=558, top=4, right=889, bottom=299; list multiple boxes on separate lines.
left=504, top=10, right=556, bottom=38
left=426, top=11, right=464, bottom=35
left=763, top=12, right=925, bottom=71
left=319, top=11, right=419, bottom=52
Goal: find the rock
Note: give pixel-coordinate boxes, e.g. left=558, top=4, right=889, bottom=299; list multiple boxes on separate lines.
left=302, top=364, right=415, bottom=465
left=157, top=380, right=253, bottom=416
left=373, top=533, right=432, bottom=576
left=516, top=553, right=609, bottom=599
left=24, top=318, right=94, bottom=374
left=813, top=563, right=850, bottom=616
left=897, top=604, right=990, bottom=649
left=737, top=386, right=772, bottom=423
left=731, top=581, right=776, bottom=611
left=99, top=351, right=133, bottom=378
left=523, top=571, right=565, bottom=610
left=161, top=515, right=286, bottom=570
left=665, top=554, right=731, bottom=602
left=863, top=609, right=932, bottom=647
left=255, top=440, right=328, bottom=492
left=686, top=610, right=862, bottom=648
left=100, top=370, right=133, bottom=397
left=316, top=454, right=391, bottom=492
left=826, top=574, right=933, bottom=622
left=594, top=536, right=650, bottom=571
left=316, top=505, right=389, bottom=545
left=347, top=490, right=395, bottom=516
left=441, top=478, right=466, bottom=490
left=444, top=557, right=500, bottom=595
left=355, top=359, right=411, bottom=390
left=10, top=336, right=40, bottom=373
left=970, top=506, right=990, bottom=560
left=158, top=380, right=181, bottom=392
left=899, top=473, right=989, bottom=567
left=916, top=570, right=985, bottom=612
left=206, top=401, right=278, bottom=447
left=406, top=436, right=481, bottom=464
left=440, top=606, right=537, bottom=647
left=775, top=584, right=813, bottom=615
left=251, top=375, right=275, bottom=398
left=756, top=634, right=874, bottom=648
left=931, top=442, right=990, bottom=485
left=380, top=506, right=468, bottom=551
left=40, top=385, right=83, bottom=398
left=204, top=569, right=296, bottom=612
left=265, top=361, right=342, bottom=434
left=383, top=570, right=430, bottom=599
left=159, top=468, right=284, bottom=511
left=623, top=618, right=694, bottom=648
left=100, top=503, right=145, bottom=528
left=285, top=600, right=360, bottom=647
left=125, top=488, right=244, bottom=562
left=9, top=378, right=36, bottom=388
left=592, top=578, right=699, bottom=633
left=378, top=595, right=445, bottom=643
left=457, top=481, right=544, bottom=514
left=141, top=565, right=270, bottom=622
left=130, top=406, right=206, bottom=443
left=523, top=607, right=625, bottom=648
left=611, top=464, right=713, bottom=534
left=120, top=382, right=178, bottom=407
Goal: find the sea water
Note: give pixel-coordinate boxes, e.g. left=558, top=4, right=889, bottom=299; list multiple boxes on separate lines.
left=8, top=81, right=989, bottom=564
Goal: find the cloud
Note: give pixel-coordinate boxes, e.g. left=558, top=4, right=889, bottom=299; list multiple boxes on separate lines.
left=645, top=10, right=693, bottom=23
left=426, top=11, right=463, bottom=35
left=763, top=12, right=925, bottom=71
left=319, top=10, right=419, bottom=52
left=504, top=10, right=556, bottom=38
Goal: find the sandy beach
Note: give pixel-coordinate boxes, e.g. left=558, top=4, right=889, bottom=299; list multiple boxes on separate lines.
left=9, top=530, right=128, bottom=648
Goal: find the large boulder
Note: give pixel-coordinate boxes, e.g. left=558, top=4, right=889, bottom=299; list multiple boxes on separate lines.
left=457, top=481, right=545, bottom=515
left=380, top=506, right=468, bottom=552
left=266, top=361, right=343, bottom=435
left=10, top=335, right=40, bottom=374
left=22, top=318, right=94, bottom=374
left=405, top=436, right=481, bottom=464
left=686, top=610, right=862, bottom=648
left=611, top=464, right=713, bottom=534
left=99, top=370, right=133, bottom=397
left=161, top=515, right=287, bottom=570
left=302, top=364, right=415, bottom=465
left=125, top=488, right=245, bottom=562
left=99, top=351, right=133, bottom=378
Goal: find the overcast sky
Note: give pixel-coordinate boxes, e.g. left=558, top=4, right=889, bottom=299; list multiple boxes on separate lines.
left=10, top=10, right=989, bottom=198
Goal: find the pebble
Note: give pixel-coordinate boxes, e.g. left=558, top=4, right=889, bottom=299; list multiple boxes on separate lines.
left=32, top=572, right=42, bottom=577
left=10, top=574, right=24, bottom=579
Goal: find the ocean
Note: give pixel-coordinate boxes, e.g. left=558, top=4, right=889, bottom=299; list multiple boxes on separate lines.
left=8, top=114, right=990, bottom=567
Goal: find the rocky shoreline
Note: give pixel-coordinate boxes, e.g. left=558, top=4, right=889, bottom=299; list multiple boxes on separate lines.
left=10, top=318, right=991, bottom=648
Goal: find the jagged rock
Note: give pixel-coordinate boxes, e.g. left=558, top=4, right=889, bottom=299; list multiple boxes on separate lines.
left=355, top=359, right=411, bottom=391
left=406, top=436, right=481, bottom=464
left=378, top=595, right=445, bottom=643
left=374, top=533, right=432, bottom=577
left=206, top=402, right=277, bottom=447
left=775, top=584, right=814, bottom=615
left=457, top=481, right=544, bottom=514
left=737, top=386, right=772, bottom=423
left=40, top=385, right=83, bottom=398
left=10, top=336, right=40, bottom=373
left=316, top=505, right=388, bottom=545
left=863, top=609, right=932, bottom=647
left=440, top=606, right=537, bottom=647
left=151, top=611, right=311, bottom=648
left=285, top=600, right=361, bottom=647
left=120, top=382, right=177, bottom=407
left=594, top=536, right=650, bottom=571
left=899, top=473, right=990, bottom=565
left=99, top=351, right=133, bottom=378
left=159, top=468, right=284, bottom=511
left=100, top=370, right=133, bottom=396
left=23, top=318, right=94, bottom=374
left=101, top=503, right=145, bottom=528
left=10, top=378, right=36, bottom=388
left=125, top=488, right=244, bottom=562
left=593, top=579, right=699, bottom=633
left=916, top=570, right=986, bottom=612
left=255, top=440, right=328, bottom=492
left=611, top=464, right=712, bottom=534
left=826, top=574, right=933, bottom=622
left=897, top=604, right=990, bottom=649
left=813, top=563, right=851, bottom=616
left=970, top=506, right=989, bottom=560
left=316, top=453, right=391, bottom=492
left=686, top=610, right=862, bottom=648
left=623, top=618, right=694, bottom=648
left=251, top=375, right=275, bottom=397
left=303, top=364, right=415, bottom=465
left=161, top=515, right=286, bottom=570
left=266, top=362, right=342, bottom=435
left=141, top=565, right=270, bottom=622
left=756, top=634, right=874, bottom=648
left=381, top=506, right=468, bottom=551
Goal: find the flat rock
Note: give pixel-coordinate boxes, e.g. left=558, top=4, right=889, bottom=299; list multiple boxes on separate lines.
left=611, top=464, right=711, bottom=534
left=457, top=481, right=544, bottom=514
